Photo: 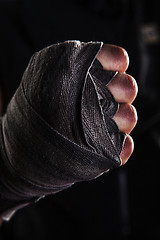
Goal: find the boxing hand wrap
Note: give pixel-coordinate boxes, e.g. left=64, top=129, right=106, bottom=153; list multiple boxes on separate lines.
left=0, top=41, right=125, bottom=220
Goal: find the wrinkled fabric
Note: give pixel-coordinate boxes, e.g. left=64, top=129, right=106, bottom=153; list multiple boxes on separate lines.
left=0, top=40, right=125, bottom=220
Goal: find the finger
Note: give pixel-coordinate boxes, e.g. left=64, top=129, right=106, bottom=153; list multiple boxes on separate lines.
left=113, top=103, right=137, bottom=134
left=120, top=135, right=134, bottom=165
left=107, top=73, right=138, bottom=104
left=97, top=44, right=129, bottom=72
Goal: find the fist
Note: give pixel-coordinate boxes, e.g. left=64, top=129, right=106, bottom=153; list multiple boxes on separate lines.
left=97, top=44, right=138, bottom=165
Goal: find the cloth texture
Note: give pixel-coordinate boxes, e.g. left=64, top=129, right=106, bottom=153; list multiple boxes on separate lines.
left=0, top=40, right=125, bottom=220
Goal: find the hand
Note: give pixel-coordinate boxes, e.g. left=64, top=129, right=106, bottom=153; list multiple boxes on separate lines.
left=97, top=44, right=138, bottom=165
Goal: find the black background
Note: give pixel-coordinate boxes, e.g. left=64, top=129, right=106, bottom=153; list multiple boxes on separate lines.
left=0, top=0, right=160, bottom=239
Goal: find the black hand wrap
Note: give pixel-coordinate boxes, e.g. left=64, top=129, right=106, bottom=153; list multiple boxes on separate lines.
left=0, top=41, right=125, bottom=220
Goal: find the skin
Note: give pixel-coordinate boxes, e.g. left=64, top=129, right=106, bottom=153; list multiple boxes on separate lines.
left=0, top=44, right=137, bottom=224
left=97, top=44, right=138, bottom=165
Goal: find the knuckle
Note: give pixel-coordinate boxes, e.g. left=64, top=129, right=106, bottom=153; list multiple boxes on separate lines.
left=124, top=103, right=137, bottom=125
left=108, top=73, right=138, bottom=104
left=120, top=73, right=138, bottom=102
left=129, top=104, right=137, bottom=124
left=116, top=46, right=129, bottom=72
left=125, top=74, right=138, bottom=99
left=114, top=103, right=137, bottom=134
left=120, top=135, right=134, bottom=164
left=98, top=44, right=129, bottom=72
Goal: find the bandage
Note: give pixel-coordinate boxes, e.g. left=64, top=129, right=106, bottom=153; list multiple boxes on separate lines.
left=0, top=41, right=125, bottom=220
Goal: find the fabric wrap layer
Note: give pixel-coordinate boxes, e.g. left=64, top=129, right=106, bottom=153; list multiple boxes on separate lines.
left=0, top=41, right=125, bottom=219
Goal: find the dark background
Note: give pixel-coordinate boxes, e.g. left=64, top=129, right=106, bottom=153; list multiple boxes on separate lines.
left=0, top=0, right=160, bottom=239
